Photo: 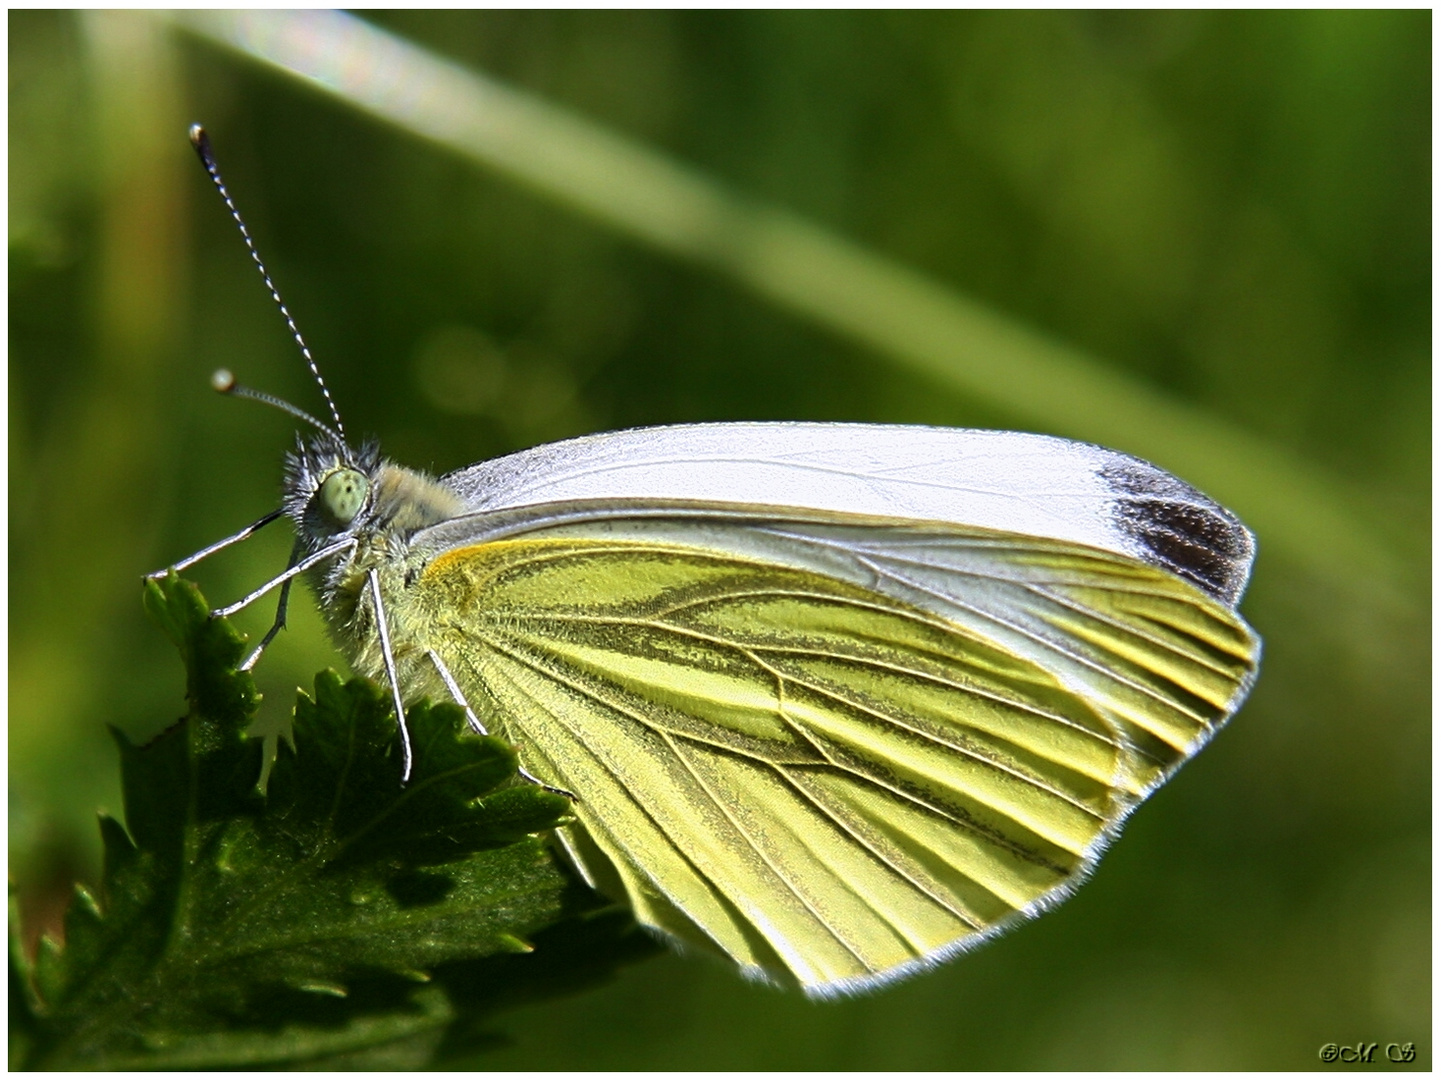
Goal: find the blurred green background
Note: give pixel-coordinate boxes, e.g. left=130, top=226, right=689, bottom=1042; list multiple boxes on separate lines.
left=9, top=10, right=1429, bottom=1069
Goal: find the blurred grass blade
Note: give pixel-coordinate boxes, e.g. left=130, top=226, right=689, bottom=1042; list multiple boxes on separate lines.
left=167, top=9, right=1404, bottom=607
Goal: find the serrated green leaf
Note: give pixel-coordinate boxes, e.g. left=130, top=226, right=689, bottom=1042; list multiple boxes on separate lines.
left=10, top=573, right=656, bottom=1069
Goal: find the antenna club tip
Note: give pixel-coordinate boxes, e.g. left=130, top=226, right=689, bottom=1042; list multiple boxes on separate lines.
left=189, top=123, right=207, bottom=148
left=211, top=368, right=237, bottom=394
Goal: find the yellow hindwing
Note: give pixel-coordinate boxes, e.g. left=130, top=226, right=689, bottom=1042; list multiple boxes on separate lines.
left=415, top=533, right=1257, bottom=995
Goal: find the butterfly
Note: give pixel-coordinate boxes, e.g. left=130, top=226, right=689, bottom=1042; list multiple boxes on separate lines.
left=161, top=126, right=1260, bottom=998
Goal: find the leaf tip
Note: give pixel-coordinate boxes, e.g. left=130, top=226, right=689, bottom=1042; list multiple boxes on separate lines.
left=496, top=933, right=535, bottom=955
left=295, top=980, right=349, bottom=999
left=71, top=885, right=101, bottom=921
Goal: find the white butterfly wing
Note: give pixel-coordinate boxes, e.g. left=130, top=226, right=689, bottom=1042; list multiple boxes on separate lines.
left=430, top=423, right=1255, bottom=605
left=408, top=424, right=1259, bottom=995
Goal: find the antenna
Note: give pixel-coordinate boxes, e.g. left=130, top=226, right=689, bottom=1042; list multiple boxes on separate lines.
left=188, top=124, right=347, bottom=442
left=210, top=368, right=342, bottom=442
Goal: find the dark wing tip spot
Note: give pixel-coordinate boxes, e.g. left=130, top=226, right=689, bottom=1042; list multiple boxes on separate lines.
left=1100, top=462, right=1255, bottom=606
left=1115, top=498, right=1254, bottom=605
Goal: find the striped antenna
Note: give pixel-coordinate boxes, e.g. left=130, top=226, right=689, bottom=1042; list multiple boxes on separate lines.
left=188, top=124, right=346, bottom=442
left=209, top=368, right=342, bottom=442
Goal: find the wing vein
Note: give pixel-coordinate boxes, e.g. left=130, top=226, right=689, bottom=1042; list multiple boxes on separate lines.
left=660, top=729, right=877, bottom=968
left=751, top=655, right=1109, bottom=823
left=851, top=541, right=1250, bottom=677
left=534, top=608, right=1128, bottom=754
left=493, top=620, right=1076, bottom=872
left=766, top=762, right=989, bottom=932
left=856, top=555, right=1211, bottom=744
left=475, top=639, right=732, bottom=920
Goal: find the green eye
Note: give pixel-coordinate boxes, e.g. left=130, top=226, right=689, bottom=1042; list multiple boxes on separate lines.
left=318, top=468, right=368, bottom=525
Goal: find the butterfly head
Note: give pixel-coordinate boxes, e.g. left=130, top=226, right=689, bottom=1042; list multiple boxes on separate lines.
left=284, top=432, right=384, bottom=550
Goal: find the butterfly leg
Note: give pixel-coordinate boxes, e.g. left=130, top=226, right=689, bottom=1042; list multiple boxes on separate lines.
left=212, top=537, right=355, bottom=618
left=146, top=507, right=284, bottom=579
left=239, top=540, right=303, bottom=672
left=517, top=768, right=576, bottom=801
left=368, top=568, right=414, bottom=784
left=517, top=769, right=576, bottom=801
left=239, top=578, right=291, bottom=672
left=426, top=648, right=576, bottom=801
left=425, top=648, right=489, bottom=735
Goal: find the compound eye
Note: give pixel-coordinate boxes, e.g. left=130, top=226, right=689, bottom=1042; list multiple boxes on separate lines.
left=318, top=468, right=368, bottom=525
